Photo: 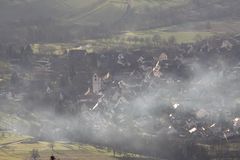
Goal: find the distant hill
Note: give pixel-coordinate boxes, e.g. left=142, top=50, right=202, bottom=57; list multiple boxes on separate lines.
left=0, top=0, right=240, bottom=43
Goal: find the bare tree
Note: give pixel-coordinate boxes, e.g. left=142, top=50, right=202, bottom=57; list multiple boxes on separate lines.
left=152, top=34, right=161, bottom=47
left=31, top=149, right=40, bottom=160
left=168, top=36, right=177, bottom=45
left=206, top=21, right=212, bottom=30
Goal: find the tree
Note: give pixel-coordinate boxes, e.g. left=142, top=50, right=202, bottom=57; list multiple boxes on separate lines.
left=152, top=34, right=161, bottom=47
left=194, top=34, right=202, bottom=42
left=168, top=36, right=177, bottom=45
left=31, top=149, right=40, bottom=160
left=115, top=36, right=120, bottom=42
left=10, top=72, right=19, bottom=86
left=0, top=43, right=3, bottom=56
left=49, top=142, right=55, bottom=154
left=127, top=36, right=132, bottom=43
left=20, top=44, right=33, bottom=66
left=133, top=36, right=139, bottom=45
left=206, top=21, right=212, bottom=30
left=139, top=37, right=145, bottom=44
left=145, top=37, right=152, bottom=47
left=1, top=132, right=5, bottom=138
left=7, top=45, right=15, bottom=58
left=69, top=64, right=76, bottom=81
left=24, top=44, right=33, bottom=56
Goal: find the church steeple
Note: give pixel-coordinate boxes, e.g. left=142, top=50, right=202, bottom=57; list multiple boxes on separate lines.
left=92, top=73, right=102, bottom=95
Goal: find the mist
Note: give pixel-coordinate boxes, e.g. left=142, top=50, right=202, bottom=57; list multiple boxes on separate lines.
left=7, top=49, right=239, bottom=157
left=1, top=0, right=240, bottom=159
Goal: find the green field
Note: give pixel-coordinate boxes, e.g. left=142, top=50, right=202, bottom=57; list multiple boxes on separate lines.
left=31, top=30, right=215, bottom=55
left=121, top=30, right=214, bottom=43
left=0, top=132, right=150, bottom=160
left=161, top=20, right=240, bottom=33
left=0, top=133, right=117, bottom=160
left=83, top=30, right=215, bottom=52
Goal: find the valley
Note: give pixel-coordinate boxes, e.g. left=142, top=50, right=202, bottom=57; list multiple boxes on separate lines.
left=1, top=0, right=240, bottom=160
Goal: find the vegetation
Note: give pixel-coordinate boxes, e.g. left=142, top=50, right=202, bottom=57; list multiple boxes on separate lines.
left=30, top=31, right=215, bottom=55
left=0, top=0, right=239, bottom=43
left=0, top=132, right=30, bottom=145
left=0, top=133, right=150, bottom=160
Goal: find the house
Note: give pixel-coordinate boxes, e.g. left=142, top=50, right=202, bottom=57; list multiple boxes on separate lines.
left=159, top=53, right=168, bottom=61
left=234, top=34, right=240, bottom=41
left=221, top=40, right=233, bottom=51
left=67, top=46, right=87, bottom=57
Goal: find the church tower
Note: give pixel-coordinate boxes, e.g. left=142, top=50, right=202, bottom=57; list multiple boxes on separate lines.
left=92, top=73, right=102, bottom=95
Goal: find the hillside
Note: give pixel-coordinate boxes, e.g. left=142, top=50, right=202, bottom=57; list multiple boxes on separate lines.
left=0, top=133, right=120, bottom=160
left=0, top=0, right=240, bottom=43
left=0, top=0, right=189, bottom=25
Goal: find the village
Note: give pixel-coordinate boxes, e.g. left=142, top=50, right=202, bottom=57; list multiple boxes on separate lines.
left=0, top=33, right=240, bottom=159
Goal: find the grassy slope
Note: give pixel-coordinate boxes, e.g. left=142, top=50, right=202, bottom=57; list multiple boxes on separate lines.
left=130, top=0, right=190, bottom=8
left=0, top=110, right=39, bottom=131
left=1, top=0, right=238, bottom=42
left=2, top=0, right=239, bottom=32
left=0, top=133, right=118, bottom=160
left=2, top=132, right=240, bottom=160
left=163, top=20, right=240, bottom=33
left=122, top=30, right=214, bottom=43
left=0, top=60, right=11, bottom=86
left=0, top=133, right=149, bottom=160
left=0, top=132, right=30, bottom=145
left=83, top=30, right=214, bottom=52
